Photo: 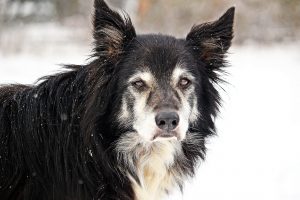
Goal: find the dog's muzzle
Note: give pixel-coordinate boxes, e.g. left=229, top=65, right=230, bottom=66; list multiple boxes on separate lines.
left=154, top=110, right=179, bottom=140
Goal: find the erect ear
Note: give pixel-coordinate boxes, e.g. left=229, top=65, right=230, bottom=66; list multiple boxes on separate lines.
left=186, top=7, right=235, bottom=68
left=93, top=0, right=136, bottom=61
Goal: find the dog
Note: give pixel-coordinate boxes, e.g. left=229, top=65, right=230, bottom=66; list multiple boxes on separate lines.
left=0, top=0, right=234, bottom=199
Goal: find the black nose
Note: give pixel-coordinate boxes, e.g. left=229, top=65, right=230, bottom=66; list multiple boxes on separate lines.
left=155, top=111, right=179, bottom=131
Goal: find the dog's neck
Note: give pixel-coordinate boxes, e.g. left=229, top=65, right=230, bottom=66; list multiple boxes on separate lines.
left=130, top=140, right=182, bottom=200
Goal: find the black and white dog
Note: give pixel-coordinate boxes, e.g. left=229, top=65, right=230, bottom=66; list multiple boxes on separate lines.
left=0, top=0, right=234, bottom=199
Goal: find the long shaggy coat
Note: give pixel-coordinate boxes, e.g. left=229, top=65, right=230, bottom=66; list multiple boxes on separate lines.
left=0, top=1, right=234, bottom=199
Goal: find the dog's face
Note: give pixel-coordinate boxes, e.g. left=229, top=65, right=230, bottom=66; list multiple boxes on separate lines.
left=91, top=0, right=234, bottom=147
left=116, top=36, right=200, bottom=142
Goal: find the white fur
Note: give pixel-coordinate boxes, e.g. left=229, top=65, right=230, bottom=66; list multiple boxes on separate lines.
left=129, top=72, right=158, bottom=141
left=116, top=133, right=183, bottom=200
left=118, top=95, right=130, bottom=123
left=132, top=90, right=157, bottom=141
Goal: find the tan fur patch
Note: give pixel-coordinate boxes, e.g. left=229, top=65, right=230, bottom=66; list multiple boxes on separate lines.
left=131, top=141, right=182, bottom=200
left=98, top=25, right=124, bottom=57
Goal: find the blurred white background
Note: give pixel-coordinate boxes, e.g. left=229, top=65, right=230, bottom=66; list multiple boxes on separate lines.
left=1, top=0, right=300, bottom=199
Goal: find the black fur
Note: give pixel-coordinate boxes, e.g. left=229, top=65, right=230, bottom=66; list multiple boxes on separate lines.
left=0, top=1, right=234, bottom=199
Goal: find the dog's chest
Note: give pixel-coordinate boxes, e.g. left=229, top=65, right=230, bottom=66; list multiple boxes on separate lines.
left=131, top=142, right=180, bottom=200
left=133, top=168, right=174, bottom=200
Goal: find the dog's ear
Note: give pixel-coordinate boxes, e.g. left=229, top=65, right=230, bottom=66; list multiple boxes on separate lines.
left=186, top=7, right=235, bottom=69
left=93, top=0, right=136, bottom=61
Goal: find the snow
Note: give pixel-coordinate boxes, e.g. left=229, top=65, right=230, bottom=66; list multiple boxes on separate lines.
left=181, top=44, right=300, bottom=200
left=1, top=43, right=300, bottom=200
left=0, top=44, right=90, bottom=84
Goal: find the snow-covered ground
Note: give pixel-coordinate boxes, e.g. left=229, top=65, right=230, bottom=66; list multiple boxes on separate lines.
left=182, top=44, right=300, bottom=200
left=0, top=43, right=299, bottom=200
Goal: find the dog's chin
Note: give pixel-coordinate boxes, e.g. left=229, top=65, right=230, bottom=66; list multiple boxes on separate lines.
left=152, top=130, right=182, bottom=142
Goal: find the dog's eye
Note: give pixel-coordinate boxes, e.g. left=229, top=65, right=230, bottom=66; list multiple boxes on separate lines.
left=132, top=80, right=147, bottom=90
left=178, top=78, right=191, bottom=89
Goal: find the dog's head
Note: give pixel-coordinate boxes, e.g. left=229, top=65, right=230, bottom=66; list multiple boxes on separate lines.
left=87, top=0, right=234, bottom=154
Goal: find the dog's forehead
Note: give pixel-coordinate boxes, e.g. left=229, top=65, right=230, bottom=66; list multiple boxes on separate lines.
left=118, top=34, right=198, bottom=85
left=130, top=35, right=191, bottom=74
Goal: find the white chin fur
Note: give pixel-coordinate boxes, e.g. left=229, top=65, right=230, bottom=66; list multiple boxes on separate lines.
left=153, top=136, right=177, bottom=142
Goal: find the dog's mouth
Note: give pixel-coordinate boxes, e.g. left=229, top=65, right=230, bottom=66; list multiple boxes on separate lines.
left=152, top=131, right=179, bottom=141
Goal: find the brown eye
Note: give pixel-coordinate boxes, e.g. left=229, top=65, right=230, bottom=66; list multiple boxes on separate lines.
left=132, top=80, right=146, bottom=90
left=178, top=78, right=191, bottom=88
